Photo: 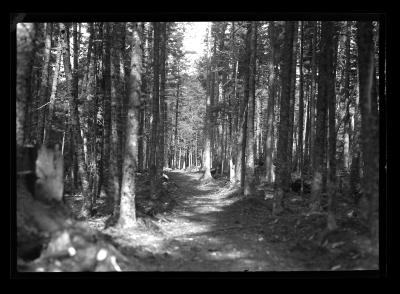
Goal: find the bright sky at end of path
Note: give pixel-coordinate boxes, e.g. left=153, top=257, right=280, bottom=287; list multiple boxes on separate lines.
left=182, top=22, right=211, bottom=74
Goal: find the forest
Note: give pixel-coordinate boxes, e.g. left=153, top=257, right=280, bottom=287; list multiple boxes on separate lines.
left=14, top=19, right=382, bottom=272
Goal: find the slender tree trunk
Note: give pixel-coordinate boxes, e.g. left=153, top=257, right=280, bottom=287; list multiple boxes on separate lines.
left=36, top=23, right=52, bottom=144
left=244, top=21, right=257, bottom=196
left=44, top=25, right=62, bottom=146
left=310, top=21, right=318, bottom=174
left=297, top=21, right=305, bottom=191
left=201, top=25, right=213, bottom=181
left=304, top=77, right=311, bottom=175
left=137, top=25, right=147, bottom=172
left=159, top=22, right=167, bottom=173
left=174, top=75, right=180, bottom=169
left=102, top=22, right=112, bottom=209
left=60, top=23, right=92, bottom=218
left=265, top=21, right=277, bottom=184
left=150, top=22, right=160, bottom=196
left=80, top=23, right=94, bottom=98
left=327, top=24, right=339, bottom=230
left=274, top=21, right=295, bottom=215
left=357, top=21, right=379, bottom=254
left=288, top=22, right=299, bottom=173
left=118, top=22, right=142, bottom=229
left=343, top=22, right=352, bottom=171
left=310, top=21, right=335, bottom=212
left=109, top=23, right=123, bottom=220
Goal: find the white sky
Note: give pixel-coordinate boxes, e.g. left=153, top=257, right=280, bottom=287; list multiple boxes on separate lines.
left=182, top=22, right=210, bottom=74
left=71, top=22, right=211, bottom=75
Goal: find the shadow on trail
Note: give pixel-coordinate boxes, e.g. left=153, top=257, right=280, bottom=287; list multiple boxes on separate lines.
left=132, top=170, right=310, bottom=271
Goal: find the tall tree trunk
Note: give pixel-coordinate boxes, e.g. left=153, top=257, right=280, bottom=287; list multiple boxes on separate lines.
left=60, top=23, right=91, bottom=219
left=244, top=21, right=257, bottom=196
left=174, top=77, right=180, bottom=169
left=288, top=22, right=299, bottom=173
left=109, top=23, right=123, bottom=220
left=118, top=22, right=142, bottom=229
left=343, top=21, right=352, bottom=171
left=309, top=21, right=318, bottom=174
left=102, top=22, right=112, bottom=209
left=44, top=24, right=62, bottom=146
left=150, top=22, right=160, bottom=196
left=274, top=21, right=295, bottom=215
left=201, top=25, right=213, bottom=181
left=304, top=81, right=311, bottom=174
left=36, top=23, right=52, bottom=144
left=356, top=21, right=379, bottom=254
left=159, top=22, right=167, bottom=172
left=265, top=21, right=277, bottom=184
left=297, top=21, right=305, bottom=183
left=310, top=21, right=335, bottom=212
left=95, top=22, right=105, bottom=200
left=137, top=23, right=147, bottom=172
left=88, top=23, right=99, bottom=209
left=327, top=24, right=339, bottom=231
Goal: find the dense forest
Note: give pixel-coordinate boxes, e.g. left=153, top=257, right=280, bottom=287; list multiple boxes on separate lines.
left=15, top=19, right=382, bottom=272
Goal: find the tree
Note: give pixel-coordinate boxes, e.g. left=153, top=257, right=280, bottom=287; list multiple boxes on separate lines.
left=310, top=21, right=335, bottom=212
left=118, top=22, right=143, bottom=228
left=102, top=22, right=112, bottom=210
left=326, top=23, right=339, bottom=230
left=109, top=22, right=124, bottom=220
left=200, top=24, right=213, bottom=182
left=149, top=22, right=160, bottom=195
left=36, top=23, right=52, bottom=144
left=44, top=23, right=63, bottom=146
left=159, top=22, right=167, bottom=170
left=288, top=22, right=298, bottom=172
left=264, top=21, right=277, bottom=184
left=297, top=21, right=305, bottom=186
left=274, top=21, right=295, bottom=215
left=60, top=23, right=91, bottom=219
left=244, top=21, right=257, bottom=196
left=343, top=21, right=352, bottom=172
left=356, top=21, right=379, bottom=253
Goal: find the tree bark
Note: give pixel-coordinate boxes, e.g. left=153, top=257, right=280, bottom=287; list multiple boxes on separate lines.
left=309, top=22, right=318, bottom=175
left=274, top=21, right=295, bottom=215
left=159, top=22, right=167, bottom=171
left=297, top=21, right=305, bottom=183
left=102, top=22, right=112, bottom=209
left=356, top=21, right=379, bottom=254
left=288, top=22, right=299, bottom=173
left=36, top=23, right=53, bottom=144
left=44, top=24, right=62, bottom=146
left=109, top=23, right=123, bottom=220
left=150, top=22, right=160, bottom=195
left=310, top=21, right=335, bottom=212
left=244, top=21, right=257, bottom=196
left=60, top=23, right=92, bottom=219
left=201, top=25, right=213, bottom=181
left=327, top=23, right=339, bottom=230
left=343, top=21, right=352, bottom=171
left=118, top=22, right=142, bottom=228
left=265, top=21, right=277, bottom=184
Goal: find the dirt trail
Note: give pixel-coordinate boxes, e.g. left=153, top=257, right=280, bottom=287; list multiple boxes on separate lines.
left=107, top=170, right=308, bottom=271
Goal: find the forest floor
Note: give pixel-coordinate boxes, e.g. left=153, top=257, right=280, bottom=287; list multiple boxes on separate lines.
left=68, top=170, right=379, bottom=271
